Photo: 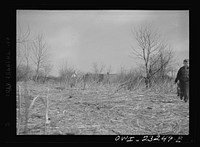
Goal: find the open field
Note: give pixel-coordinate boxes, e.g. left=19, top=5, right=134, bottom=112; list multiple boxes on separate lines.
left=16, top=81, right=189, bottom=135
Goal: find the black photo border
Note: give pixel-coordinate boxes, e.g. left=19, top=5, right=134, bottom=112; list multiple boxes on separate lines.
left=2, top=2, right=198, bottom=144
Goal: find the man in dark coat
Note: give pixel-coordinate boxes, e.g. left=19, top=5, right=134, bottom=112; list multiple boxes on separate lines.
left=175, top=59, right=189, bottom=102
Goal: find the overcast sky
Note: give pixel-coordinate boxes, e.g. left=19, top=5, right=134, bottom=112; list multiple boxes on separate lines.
left=17, top=10, right=189, bottom=76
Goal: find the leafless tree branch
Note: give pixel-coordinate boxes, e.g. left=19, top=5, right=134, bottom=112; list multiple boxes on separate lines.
left=130, top=24, right=174, bottom=87
left=31, top=34, right=50, bottom=81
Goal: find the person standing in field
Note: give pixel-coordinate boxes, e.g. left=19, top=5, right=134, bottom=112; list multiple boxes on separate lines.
left=175, top=59, right=189, bottom=102
left=70, top=71, right=77, bottom=88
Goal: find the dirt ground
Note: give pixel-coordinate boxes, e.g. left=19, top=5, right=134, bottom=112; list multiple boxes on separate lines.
left=16, top=82, right=189, bottom=135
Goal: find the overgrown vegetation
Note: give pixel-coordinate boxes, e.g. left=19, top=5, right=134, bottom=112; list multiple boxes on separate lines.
left=16, top=23, right=186, bottom=135
left=16, top=77, right=188, bottom=135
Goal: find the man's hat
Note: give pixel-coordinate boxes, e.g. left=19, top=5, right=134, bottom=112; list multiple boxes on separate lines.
left=183, top=59, right=189, bottom=63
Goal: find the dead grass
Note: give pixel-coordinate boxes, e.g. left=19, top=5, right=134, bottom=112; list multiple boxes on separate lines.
left=16, top=81, right=189, bottom=135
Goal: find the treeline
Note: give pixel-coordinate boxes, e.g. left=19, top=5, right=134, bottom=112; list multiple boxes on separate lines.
left=17, top=24, right=177, bottom=90
left=17, top=25, right=52, bottom=83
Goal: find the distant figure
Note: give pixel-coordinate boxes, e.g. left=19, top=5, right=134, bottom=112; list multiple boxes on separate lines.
left=70, top=71, right=77, bottom=88
left=175, top=59, right=189, bottom=102
left=83, top=73, right=89, bottom=89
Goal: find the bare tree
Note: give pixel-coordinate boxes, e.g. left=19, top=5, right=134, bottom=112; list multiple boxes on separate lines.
left=92, top=62, right=98, bottom=74
left=92, top=62, right=106, bottom=74
left=23, top=42, right=33, bottom=81
left=42, top=63, right=53, bottom=82
left=17, top=42, right=32, bottom=81
left=58, top=59, right=75, bottom=87
left=17, top=25, right=34, bottom=81
left=17, top=43, right=25, bottom=70
left=17, top=25, right=29, bottom=70
left=17, top=24, right=31, bottom=44
left=149, top=46, right=174, bottom=82
left=31, top=34, right=50, bottom=82
left=91, top=62, right=106, bottom=82
left=131, top=24, right=173, bottom=88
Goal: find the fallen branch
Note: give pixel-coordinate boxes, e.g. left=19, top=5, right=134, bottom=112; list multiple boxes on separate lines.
left=29, top=95, right=40, bottom=110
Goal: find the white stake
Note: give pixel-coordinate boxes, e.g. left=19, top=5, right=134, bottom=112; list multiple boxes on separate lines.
left=45, top=88, right=50, bottom=134
left=17, top=85, right=21, bottom=135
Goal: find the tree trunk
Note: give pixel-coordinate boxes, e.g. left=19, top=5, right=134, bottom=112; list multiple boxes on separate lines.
left=35, top=66, right=39, bottom=82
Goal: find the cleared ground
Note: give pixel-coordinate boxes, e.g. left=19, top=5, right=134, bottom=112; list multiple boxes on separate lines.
left=16, top=81, right=189, bottom=135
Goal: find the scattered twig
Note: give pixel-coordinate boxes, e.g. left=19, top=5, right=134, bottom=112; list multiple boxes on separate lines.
left=110, top=129, right=121, bottom=135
